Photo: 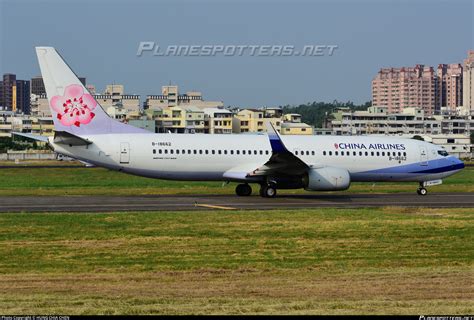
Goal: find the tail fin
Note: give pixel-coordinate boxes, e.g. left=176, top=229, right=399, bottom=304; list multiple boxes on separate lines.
left=36, top=47, right=147, bottom=135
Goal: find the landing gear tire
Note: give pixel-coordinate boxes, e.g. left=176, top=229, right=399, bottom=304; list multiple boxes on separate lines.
left=417, top=187, right=427, bottom=196
left=260, top=184, right=277, bottom=198
left=235, top=184, right=252, bottom=196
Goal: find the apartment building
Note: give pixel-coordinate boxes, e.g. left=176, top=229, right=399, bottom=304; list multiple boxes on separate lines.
left=96, top=94, right=141, bottom=114
left=329, top=106, right=473, bottom=136
left=437, top=64, right=463, bottom=113
left=145, top=85, right=224, bottom=110
left=204, top=108, right=233, bottom=134
left=372, top=65, right=438, bottom=115
left=30, top=94, right=50, bottom=117
left=232, top=108, right=283, bottom=133
left=1, top=74, right=30, bottom=114
left=154, top=106, right=206, bottom=133
left=463, top=50, right=474, bottom=114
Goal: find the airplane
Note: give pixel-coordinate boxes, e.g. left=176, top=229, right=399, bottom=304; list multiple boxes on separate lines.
left=16, top=47, right=465, bottom=198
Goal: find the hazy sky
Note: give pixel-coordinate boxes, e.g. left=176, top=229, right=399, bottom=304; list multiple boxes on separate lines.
left=0, top=0, right=472, bottom=107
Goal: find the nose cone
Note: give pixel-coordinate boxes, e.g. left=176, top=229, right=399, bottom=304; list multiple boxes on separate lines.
left=456, top=157, right=465, bottom=169
left=449, top=156, right=465, bottom=170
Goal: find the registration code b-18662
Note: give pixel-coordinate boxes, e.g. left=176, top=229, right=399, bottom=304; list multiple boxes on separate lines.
left=389, top=156, right=407, bottom=162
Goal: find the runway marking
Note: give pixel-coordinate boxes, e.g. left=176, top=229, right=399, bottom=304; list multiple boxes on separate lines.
left=195, top=203, right=236, bottom=210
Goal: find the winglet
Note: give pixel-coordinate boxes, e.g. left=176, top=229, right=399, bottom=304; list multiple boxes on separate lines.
left=266, top=122, right=287, bottom=153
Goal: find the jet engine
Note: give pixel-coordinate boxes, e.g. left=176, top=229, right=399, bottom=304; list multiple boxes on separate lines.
left=303, top=167, right=351, bottom=191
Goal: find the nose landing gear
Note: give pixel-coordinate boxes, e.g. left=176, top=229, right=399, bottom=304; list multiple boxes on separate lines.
left=417, top=187, right=428, bottom=196
left=417, top=182, right=428, bottom=196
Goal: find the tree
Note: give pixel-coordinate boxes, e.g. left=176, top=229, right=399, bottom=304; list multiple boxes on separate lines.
left=281, top=100, right=371, bottom=128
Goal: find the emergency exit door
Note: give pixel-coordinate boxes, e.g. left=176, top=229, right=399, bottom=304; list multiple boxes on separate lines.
left=120, top=142, right=130, bottom=164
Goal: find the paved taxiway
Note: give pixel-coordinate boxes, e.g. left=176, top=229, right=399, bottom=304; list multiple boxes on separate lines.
left=0, top=193, right=473, bottom=212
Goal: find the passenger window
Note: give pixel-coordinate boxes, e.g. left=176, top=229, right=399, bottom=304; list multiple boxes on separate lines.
left=205, top=150, right=209, bottom=155
left=329, top=151, right=332, bottom=156
left=403, top=152, right=406, bottom=156
left=170, top=150, right=174, bottom=154
left=212, top=150, right=215, bottom=155
left=353, top=151, right=356, bottom=156
left=323, top=151, right=326, bottom=156
left=236, top=150, right=240, bottom=155
left=382, top=152, right=385, bottom=156
left=242, top=150, right=246, bottom=155
left=260, top=150, right=263, bottom=155
left=164, top=149, right=168, bottom=154
left=306, top=151, right=309, bottom=155
left=311, top=151, right=315, bottom=156
left=218, top=150, right=222, bottom=155
left=153, top=149, right=156, bottom=154
left=199, top=150, right=202, bottom=154
left=341, top=151, right=344, bottom=156
left=224, top=150, right=227, bottom=155
left=182, top=149, right=185, bottom=154
left=365, top=152, right=368, bottom=156
left=335, top=151, right=338, bottom=156
left=159, top=149, right=162, bottom=154
left=176, top=150, right=179, bottom=154
left=193, top=150, right=197, bottom=154
left=254, top=150, right=257, bottom=155
left=376, top=152, right=379, bottom=156
left=370, top=152, right=374, bottom=156
left=359, top=151, right=363, bottom=156
left=295, top=151, right=298, bottom=155
left=398, top=152, right=401, bottom=156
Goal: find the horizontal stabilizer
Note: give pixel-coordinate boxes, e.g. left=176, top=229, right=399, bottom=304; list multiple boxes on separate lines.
left=54, top=131, right=92, bottom=146
left=11, top=132, right=49, bottom=142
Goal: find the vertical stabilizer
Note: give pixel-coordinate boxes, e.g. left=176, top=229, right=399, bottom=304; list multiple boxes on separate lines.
left=35, top=47, right=147, bottom=135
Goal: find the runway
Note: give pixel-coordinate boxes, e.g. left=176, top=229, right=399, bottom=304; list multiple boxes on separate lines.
left=0, top=192, right=473, bottom=212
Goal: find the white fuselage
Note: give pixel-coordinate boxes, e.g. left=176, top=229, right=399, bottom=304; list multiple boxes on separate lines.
left=50, top=133, right=464, bottom=185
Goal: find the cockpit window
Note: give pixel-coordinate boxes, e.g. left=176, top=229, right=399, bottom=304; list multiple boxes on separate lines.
left=437, top=150, right=449, bottom=157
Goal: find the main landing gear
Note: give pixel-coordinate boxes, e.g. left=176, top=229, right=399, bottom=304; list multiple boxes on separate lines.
left=235, top=183, right=252, bottom=196
left=417, top=182, right=428, bottom=196
left=259, top=184, right=277, bottom=198
left=235, top=183, right=278, bottom=198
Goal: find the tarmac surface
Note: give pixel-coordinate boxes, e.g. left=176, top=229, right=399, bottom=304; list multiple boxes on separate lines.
left=0, top=193, right=473, bottom=212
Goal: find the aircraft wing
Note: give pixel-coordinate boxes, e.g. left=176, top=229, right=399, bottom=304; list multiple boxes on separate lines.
left=247, top=123, right=310, bottom=177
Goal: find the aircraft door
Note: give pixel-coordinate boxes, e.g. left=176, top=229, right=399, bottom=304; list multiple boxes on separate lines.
left=419, top=145, right=428, bottom=166
left=120, top=142, right=130, bottom=164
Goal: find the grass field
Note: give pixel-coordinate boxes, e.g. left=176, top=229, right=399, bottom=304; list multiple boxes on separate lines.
left=0, top=207, right=472, bottom=314
left=0, top=165, right=472, bottom=196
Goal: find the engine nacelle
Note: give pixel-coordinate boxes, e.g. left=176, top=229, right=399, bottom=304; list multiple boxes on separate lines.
left=303, top=167, right=351, bottom=191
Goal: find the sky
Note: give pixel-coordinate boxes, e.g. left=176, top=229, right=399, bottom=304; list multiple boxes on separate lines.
left=0, top=0, right=472, bottom=107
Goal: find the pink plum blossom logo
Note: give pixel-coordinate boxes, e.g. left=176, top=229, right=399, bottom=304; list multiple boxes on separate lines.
left=50, top=84, right=96, bottom=127
left=334, top=143, right=339, bottom=149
